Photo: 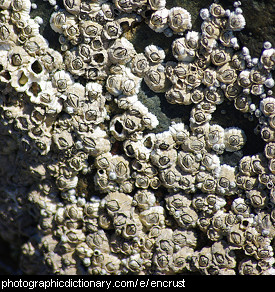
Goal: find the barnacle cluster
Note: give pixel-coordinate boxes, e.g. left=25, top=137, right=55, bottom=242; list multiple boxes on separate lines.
left=0, top=0, right=274, bottom=275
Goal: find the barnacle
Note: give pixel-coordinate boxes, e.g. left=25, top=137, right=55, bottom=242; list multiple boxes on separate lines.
left=0, top=0, right=274, bottom=277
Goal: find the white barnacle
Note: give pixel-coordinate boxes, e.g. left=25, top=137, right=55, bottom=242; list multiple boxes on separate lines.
left=144, top=44, right=166, bottom=64
left=168, top=7, right=192, bottom=34
left=228, top=11, right=246, bottom=31
left=149, top=8, right=169, bottom=33
left=224, top=127, right=246, bottom=152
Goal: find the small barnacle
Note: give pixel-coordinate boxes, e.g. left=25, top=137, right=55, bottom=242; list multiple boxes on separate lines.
left=65, top=204, right=83, bottom=221
left=79, top=20, right=102, bottom=39
left=168, top=7, right=192, bottom=34
left=192, top=247, right=212, bottom=272
left=165, top=193, right=192, bottom=217
left=238, top=69, right=251, bottom=88
left=108, top=37, right=136, bottom=65
left=86, top=230, right=110, bottom=253
left=246, top=189, right=268, bottom=209
left=153, top=252, right=171, bottom=273
left=172, top=247, right=193, bottom=273
left=211, top=46, right=232, bottom=66
left=169, top=122, right=189, bottom=145
left=113, top=0, right=134, bottom=13
left=176, top=207, right=198, bottom=229
left=227, top=225, right=245, bottom=247
left=269, top=158, right=275, bottom=174
left=52, top=131, right=74, bottom=151
left=144, top=64, right=170, bottom=93
left=250, top=84, right=264, bottom=96
left=260, top=48, right=275, bottom=70
left=209, top=3, right=225, bottom=18
left=149, top=8, right=169, bottom=33
left=144, top=45, right=165, bottom=64
left=63, top=0, right=81, bottom=15
left=217, top=63, right=237, bottom=84
left=234, top=95, right=252, bottom=113
left=224, top=82, right=242, bottom=100
left=130, top=53, right=149, bottom=77
left=50, top=10, right=67, bottom=34
left=239, top=156, right=252, bottom=176
left=260, top=97, right=275, bottom=117
left=201, top=20, right=220, bottom=40
left=181, top=134, right=205, bottom=154
left=177, top=151, right=200, bottom=174
left=223, top=127, right=246, bottom=152
left=250, top=153, right=267, bottom=175
left=139, top=206, right=165, bottom=230
left=265, top=142, right=275, bottom=159
left=205, top=123, right=225, bottom=152
left=228, top=11, right=246, bottom=31
left=132, top=189, right=156, bottom=211
left=165, top=86, right=192, bottom=105
left=56, top=175, right=78, bottom=191
left=231, top=198, right=250, bottom=216
left=52, top=70, right=74, bottom=92
left=150, top=148, right=177, bottom=169
left=173, top=229, right=197, bottom=249
left=239, top=258, right=260, bottom=275
left=148, top=0, right=166, bottom=10
left=200, top=174, right=217, bottom=194
left=202, top=67, right=216, bottom=87
left=235, top=173, right=257, bottom=191
left=269, top=115, right=275, bottom=129
left=103, top=20, right=122, bottom=40
left=171, top=37, right=195, bottom=63
left=261, top=126, right=275, bottom=143
left=190, top=107, right=212, bottom=126
left=101, top=3, right=115, bottom=21
left=230, top=52, right=246, bottom=71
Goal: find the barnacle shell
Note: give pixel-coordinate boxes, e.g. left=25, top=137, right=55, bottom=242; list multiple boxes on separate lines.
left=228, top=11, right=246, bottom=31
left=103, top=20, right=122, bottom=40
left=209, top=3, right=225, bottom=18
left=150, top=148, right=177, bottom=169
left=165, top=85, right=192, bottom=105
left=132, top=189, right=156, bottom=211
left=223, top=127, right=246, bottom=152
left=265, top=142, right=275, bottom=159
left=246, top=189, right=268, bottom=209
left=217, top=63, right=237, bottom=84
left=144, top=45, right=166, bottom=64
left=52, top=131, right=74, bottom=151
left=177, top=151, right=200, bottom=174
left=149, top=8, right=169, bottom=33
left=144, top=64, right=170, bottom=93
left=108, top=37, right=136, bottom=65
left=260, top=48, right=275, bottom=70
left=149, top=0, right=166, bottom=11
left=52, top=70, right=74, bottom=92
left=205, top=124, right=225, bottom=152
left=168, top=7, right=192, bottom=34
left=261, top=126, right=275, bottom=143
left=63, top=0, right=81, bottom=15
left=130, top=53, right=149, bottom=77
left=201, top=20, right=220, bottom=40
left=231, top=198, right=250, bottom=217
left=165, top=193, right=192, bottom=216
left=139, top=206, right=165, bottom=230
left=239, top=258, right=260, bottom=275
left=169, top=122, right=189, bottom=145
left=216, top=164, right=236, bottom=196
left=50, top=10, right=67, bottom=34
left=260, top=97, right=275, bottom=117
